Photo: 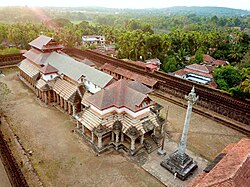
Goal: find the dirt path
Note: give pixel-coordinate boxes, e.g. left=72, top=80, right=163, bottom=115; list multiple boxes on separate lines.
left=0, top=68, right=164, bottom=187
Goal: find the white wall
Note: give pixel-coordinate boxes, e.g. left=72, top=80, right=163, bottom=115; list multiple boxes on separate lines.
left=91, top=105, right=151, bottom=118
left=84, top=80, right=101, bottom=94
left=42, top=73, right=58, bottom=81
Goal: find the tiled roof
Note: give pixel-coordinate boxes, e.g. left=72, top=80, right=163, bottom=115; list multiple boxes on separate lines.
left=23, top=48, right=50, bottom=65
left=186, top=64, right=213, bottom=73
left=173, top=67, right=214, bottom=79
left=127, top=81, right=153, bottom=95
left=29, top=35, right=64, bottom=51
left=191, top=54, right=215, bottom=64
left=203, top=54, right=216, bottom=64
left=212, top=60, right=228, bottom=67
left=81, top=59, right=96, bottom=67
left=173, top=69, right=188, bottom=76
left=188, top=138, right=250, bottom=187
left=122, top=59, right=147, bottom=68
left=100, top=63, right=158, bottom=87
left=19, top=59, right=40, bottom=79
left=86, top=79, right=154, bottom=112
left=40, top=63, right=58, bottom=75
left=53, top=78, right=83, bottom=103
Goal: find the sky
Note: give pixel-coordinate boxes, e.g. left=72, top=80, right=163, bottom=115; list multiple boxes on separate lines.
left=0, top=0, right=250, bottom=10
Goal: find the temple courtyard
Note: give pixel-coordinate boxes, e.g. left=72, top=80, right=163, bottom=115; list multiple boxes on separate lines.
left=0, top=67, right=247, bottom=187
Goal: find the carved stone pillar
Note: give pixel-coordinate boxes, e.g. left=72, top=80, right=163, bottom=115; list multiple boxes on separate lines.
left=57, top=94, right=60, bottom=104
left=97, top=136, right=102, bottom=149
left=91, top=131, right=94, bottom=143
left=82, top=125, right=85, bottom=134
left=76, top=121, right=80, bottom=129
left=68, top=103, right=72, bottom=115
left=121, top=132, right=124, bottom=142
left=140, top=134, right=144, bottom=145
left=115, top=132, right=119, bottom=143
left=130, top=138, right=136, bottom=151
left=111, top=132, right=114, bottom=142
left=72, top=105, right=76, bottom=116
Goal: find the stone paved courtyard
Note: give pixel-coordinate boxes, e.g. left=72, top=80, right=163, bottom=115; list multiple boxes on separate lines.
left=0, top=67, right=247, bottom=187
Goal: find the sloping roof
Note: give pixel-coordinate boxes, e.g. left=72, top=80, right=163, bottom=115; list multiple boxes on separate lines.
left=29, top=35, right=63, bottom=51
left=100, top=63, right=117, bottom=72
left=40, top=63, right=58, bottom=75
left=186, top=64, right=212, bottom=73
left=86, top=79, right=154, bottom=112
left=19, top=59, right=40, bottom=79
left=81, top=59, right=96, bottom=67
left=183, top=67, right=214, bottom=79
left=36, top=78, right=47, bottom=90
left=127, top=81, right=153, bottom=94
left=23, top=48, right=50, bottom=65
left=44, top=52, right=113, bottom=88
left=100, top=63, right=158, bottom=87
left=188, top=138, right=250, bottom=187
left=212, top=60, right=228, bottom=67
left=53, top=78, right=82, bottom=103
left=203, top=54, right=216, bottom=64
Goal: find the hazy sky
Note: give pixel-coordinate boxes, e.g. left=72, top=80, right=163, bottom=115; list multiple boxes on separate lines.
left=0, top=0, right=250, bottom=10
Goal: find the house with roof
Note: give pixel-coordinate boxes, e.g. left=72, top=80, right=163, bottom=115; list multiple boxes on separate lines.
left=188, top=138, right=250, bottom=187
left=82, top=35, right=105, bottom=45
left=75, top=79, right=164, bottom=154
left=173, top=64, right=217, bottom=88
left=145, top=58, right=161, bottom=71
left=18, top=35, right=114, bottom=115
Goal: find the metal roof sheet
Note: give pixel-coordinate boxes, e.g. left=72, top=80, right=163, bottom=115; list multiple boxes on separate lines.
left=44, top=52, right=113, bottom=88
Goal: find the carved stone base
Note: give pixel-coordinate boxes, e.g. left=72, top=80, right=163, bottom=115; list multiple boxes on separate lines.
left=160, top=150, right=198, bottom=180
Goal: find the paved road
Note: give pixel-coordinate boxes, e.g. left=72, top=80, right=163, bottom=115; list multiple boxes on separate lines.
left=0, top=158, right=11, bottom=187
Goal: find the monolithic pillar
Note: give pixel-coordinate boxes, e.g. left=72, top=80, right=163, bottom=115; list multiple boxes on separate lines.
left=140, top=134, right=144, bottom=145
left=178, top=86, right=198, bottom=158
left=130, top=138, right=136, bottom=151
left=91, top=131, right=94, bottom=143
left=97, top=136, right=102, bottom=149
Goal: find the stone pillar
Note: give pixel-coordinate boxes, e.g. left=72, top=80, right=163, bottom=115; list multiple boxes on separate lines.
left=53, top=92, right=56, bottom=102
left=91, top=131, right=94, bottom=143
left=68, top=103, right=72, bottom=115
left=111, top=132, right=114, bottom=142
left=57, top=94, right=60, bottom=104
left=44, top=92, right=48, bottom=105
left=77, top=121, right=80, bottom=129
left=72, top=105, right=76, bottom=116
left=82, top=125, right=85, bottom=134
left=60, top=97, right=64, bottom=108
left=115, top=132, right=119, bottom=143
left=130, top=138, right=136, bottom=151
left=36, top=89, right=39, bottom=97
left=64, top=100, right=68, bottom=111
left=97, top=136, right=102, bottom=149
left=140, top=134, right=144, bottom=145
left=121, top=132, right=124, bottom=142
left=178, top=86, right=198, bottom=158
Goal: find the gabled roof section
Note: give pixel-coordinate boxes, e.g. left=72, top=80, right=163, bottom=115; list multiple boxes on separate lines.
left=128, top=81, right=153, bottom=95
left=86, top=79, right=154, bottom=112
left=23, top=48, right=50, bottom=65
left=29, top=35, right=64, bottom=51
left=19, top=59, right=40, bottom=79
left=40, top=63, right=58, bottom=75
left=186, top=64, right=213, bottom=74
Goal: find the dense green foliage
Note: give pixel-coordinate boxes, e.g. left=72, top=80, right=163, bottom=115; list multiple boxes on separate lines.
left=0, top=6, right=249, bottom=98
left=0, top=47, right=20, bottom=55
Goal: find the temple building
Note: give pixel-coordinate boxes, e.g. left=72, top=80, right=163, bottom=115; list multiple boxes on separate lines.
left=18, top=35, right=114, bottom=115
left=75, top=79, right=164, bottom=154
